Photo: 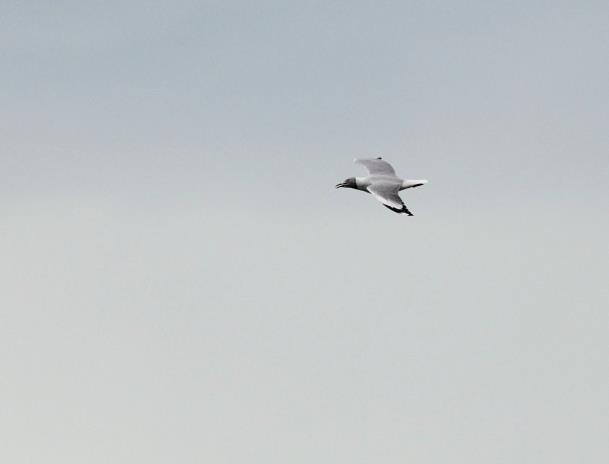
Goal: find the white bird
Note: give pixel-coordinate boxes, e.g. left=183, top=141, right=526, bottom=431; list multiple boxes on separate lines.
left=336, top=157, right=428, bottom=215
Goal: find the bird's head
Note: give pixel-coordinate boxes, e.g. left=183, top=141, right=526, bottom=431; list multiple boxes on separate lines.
left=335, top=177, right=357, bottom=189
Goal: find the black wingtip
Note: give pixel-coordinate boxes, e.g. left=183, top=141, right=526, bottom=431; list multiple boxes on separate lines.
left=383, top=204, right=414, bottom=215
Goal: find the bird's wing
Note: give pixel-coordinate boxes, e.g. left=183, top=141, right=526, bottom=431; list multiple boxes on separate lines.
left=354, top=157, right=396, bottom=175
left=367, top=182, right=413, bottom=215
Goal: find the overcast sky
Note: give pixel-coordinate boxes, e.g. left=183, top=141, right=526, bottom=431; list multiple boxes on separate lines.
left=2, top=1, right=609, bottom=463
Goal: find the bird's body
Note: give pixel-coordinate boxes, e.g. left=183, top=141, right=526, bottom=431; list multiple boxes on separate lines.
left=336, top=158, right=428, bottom=215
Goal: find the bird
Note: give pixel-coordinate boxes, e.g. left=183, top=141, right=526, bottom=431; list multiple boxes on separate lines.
left=335, top=157, right=428, bottom=215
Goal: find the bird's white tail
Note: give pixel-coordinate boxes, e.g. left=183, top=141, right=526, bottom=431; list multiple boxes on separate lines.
left=402, top=179, right=428, bottom=189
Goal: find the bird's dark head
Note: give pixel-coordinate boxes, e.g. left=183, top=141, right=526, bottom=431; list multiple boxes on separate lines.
left=335, top=177, right=357, bottom=189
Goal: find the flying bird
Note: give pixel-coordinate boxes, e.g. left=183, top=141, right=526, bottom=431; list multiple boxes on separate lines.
left=336, top=157, right=428, bottom=215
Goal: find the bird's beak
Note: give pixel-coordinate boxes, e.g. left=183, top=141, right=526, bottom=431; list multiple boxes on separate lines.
left=335, top=182, right=346, bottom=189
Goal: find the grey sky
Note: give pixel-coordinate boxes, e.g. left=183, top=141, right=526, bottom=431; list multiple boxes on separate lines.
left=2, top=1, right=609, bottom=463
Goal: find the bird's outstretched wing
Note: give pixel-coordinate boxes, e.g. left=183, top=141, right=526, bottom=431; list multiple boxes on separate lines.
left=367, top=183, right=413, bottom=215
left=354, top=157, right=396, bottom=176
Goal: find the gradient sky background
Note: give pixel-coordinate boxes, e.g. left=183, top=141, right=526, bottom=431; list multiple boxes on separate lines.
left=2, top=1, right=609, bottom=462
